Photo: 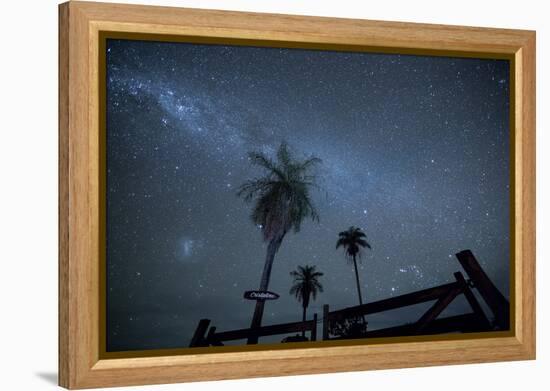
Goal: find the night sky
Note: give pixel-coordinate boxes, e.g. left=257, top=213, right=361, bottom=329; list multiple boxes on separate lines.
left=106, top=39, right=510, bottom=352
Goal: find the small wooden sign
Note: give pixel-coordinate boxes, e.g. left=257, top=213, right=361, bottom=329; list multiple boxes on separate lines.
left=243, top=290, right=280, bottom=300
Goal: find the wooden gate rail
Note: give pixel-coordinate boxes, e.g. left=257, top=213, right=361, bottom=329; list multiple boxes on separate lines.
left=327, top=281, right=459, bottom=322
left=190, top=315, right=317, bottom=347
left=330, top=313, right=483, bottom=339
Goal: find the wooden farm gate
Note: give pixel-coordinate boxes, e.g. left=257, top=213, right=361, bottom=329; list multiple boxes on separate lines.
left=189, top=250, right=509, bottom=347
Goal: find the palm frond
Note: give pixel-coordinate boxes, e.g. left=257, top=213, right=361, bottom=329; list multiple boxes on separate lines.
left=236, top=178, right=275, bottom=202
left=276, top=142, right=292, bottom=169
left=356, top=238, right=372, bottom=249
left=289, top=264, right=324, bottom=306
left=336, top=237, right=347, bottom=249
left=296, top=156, right=322, bottom=173
left=336, top=226, right=372, bottom=260
left=247, top=151, right=287, bottom=180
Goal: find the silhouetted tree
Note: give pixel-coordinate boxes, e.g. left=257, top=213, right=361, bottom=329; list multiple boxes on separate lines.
left=290, top=265, right=324, bottom=337
left=238, top=142, right=321, bottom=344
left=336, top=226, right=372, bottom=307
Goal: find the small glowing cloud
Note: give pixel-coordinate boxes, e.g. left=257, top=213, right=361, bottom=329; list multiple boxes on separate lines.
left=182, top=238, right=194, bottom=257
left=176, top=236, right=203, bottom=262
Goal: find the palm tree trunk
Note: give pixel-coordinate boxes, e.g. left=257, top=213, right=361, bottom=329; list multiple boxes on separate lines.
left=352, top=255, right=367, bottom=324
left=301, top=305, right=307, bottom=337
left=352, top=255, right=363, bottom=306
left=247, top=237, right=283, bottom=344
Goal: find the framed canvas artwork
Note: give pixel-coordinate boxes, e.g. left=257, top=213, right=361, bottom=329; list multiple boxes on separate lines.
left=59, top=1, right=535, bottom=389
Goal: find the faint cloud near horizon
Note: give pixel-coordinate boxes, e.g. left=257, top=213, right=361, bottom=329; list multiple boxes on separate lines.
left=175, top=236, right=204, bottom=262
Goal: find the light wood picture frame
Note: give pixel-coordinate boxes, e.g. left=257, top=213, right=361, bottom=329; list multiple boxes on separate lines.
left=59, top=1, right=536, bottom=389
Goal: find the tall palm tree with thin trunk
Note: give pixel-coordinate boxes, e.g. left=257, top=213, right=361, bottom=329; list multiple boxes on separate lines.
left=238, top=142, right=321, bottom=344
left=336, top=226, right=372, bottom=307
left=289, top=265, right=324, bottom=337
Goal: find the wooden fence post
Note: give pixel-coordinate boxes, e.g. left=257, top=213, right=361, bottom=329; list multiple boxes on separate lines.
left=311, top=313, right=317, bottom=341
left=323, top=304, right=329, bottom=340
left=454, top=271, right=491, bottom=330
left=189, top=318, right=210, bottom=347
left=456, top=250, right=510, bottom=330
left=206, top=326, right=224, bottom=346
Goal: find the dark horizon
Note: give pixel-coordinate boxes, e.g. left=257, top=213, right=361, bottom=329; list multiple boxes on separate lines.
left=106, top=39, right=510, bottom=351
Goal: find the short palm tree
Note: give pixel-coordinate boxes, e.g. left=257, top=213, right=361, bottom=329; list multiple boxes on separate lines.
left=238, top=142, right=321, bottom=344
left=290, top=265, right=324, bottom=337
left=336, top=226, right=372, bottom=307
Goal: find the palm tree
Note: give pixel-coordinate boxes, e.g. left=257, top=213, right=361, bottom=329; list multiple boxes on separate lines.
left=290, top=265, right=324, bottom=337
left=238, top=142, right=321, bottom=344
left=336, top=226, right=372, bottom=307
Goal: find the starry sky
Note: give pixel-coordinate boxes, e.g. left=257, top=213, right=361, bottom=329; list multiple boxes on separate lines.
left=105, top=39, right=510, bottom=352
